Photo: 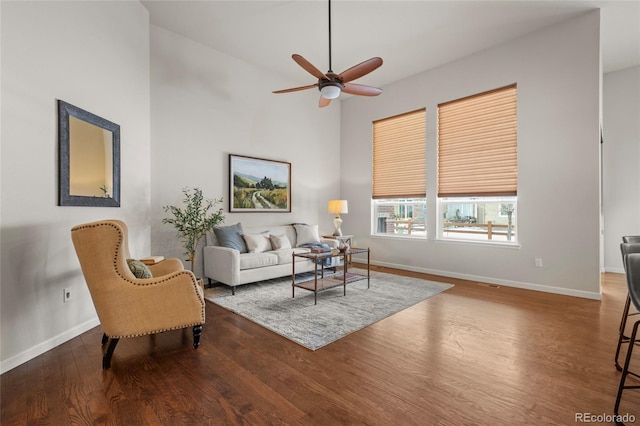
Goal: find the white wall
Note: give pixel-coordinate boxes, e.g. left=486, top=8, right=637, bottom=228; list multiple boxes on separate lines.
left=603, top=65, right=640, bottom=273
left=149, top=26, right=341, bottom=277
left=341, top=11, right=602, bottom=298
left=0, top=1, right=151, bottom=373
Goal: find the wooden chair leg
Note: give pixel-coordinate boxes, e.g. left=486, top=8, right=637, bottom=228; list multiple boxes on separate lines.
left=102, top=338, right=119, bottom=370
left=192, top=325, right=203, bottom=349
left=101, top=333, right=109, bottom=345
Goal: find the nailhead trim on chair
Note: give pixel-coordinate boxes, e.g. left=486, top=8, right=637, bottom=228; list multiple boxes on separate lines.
left=109, top=322, right=205, bottom=339
left=72, top=221, right=206, bottom=339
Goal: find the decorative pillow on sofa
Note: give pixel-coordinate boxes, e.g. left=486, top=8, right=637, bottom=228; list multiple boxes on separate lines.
left=242, top=232, right=272, bottom=253
left=269, top=234, right=292, bottom=250
left=126, top=259, right=152, bottom=279
left=214, top=223, right=248, bottom=253
left=293, top=224, right=321, bottom=246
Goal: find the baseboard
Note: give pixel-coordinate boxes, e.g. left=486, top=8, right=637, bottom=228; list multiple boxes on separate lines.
left=0, top=317, right=100, bottom=374
left=604, top=266, right=625, bottom=274
left=368, top=260, right=602, bottom=300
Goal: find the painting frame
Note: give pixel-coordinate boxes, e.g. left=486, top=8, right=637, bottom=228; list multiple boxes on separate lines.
left=229, top=154, right=291, bottom=212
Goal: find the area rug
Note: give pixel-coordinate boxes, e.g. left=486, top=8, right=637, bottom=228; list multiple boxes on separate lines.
left=204, top=269, right=453, bottom=350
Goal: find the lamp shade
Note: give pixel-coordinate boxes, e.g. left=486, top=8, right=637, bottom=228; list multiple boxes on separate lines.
left=328, top=199, right=348, bottom=214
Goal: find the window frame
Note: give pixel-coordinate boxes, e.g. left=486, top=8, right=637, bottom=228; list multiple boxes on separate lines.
left=436, top=85, right=518, bottom=245
left=438, top=196, right=518, bottom=244
left=371, top=108, right=427, bottom=238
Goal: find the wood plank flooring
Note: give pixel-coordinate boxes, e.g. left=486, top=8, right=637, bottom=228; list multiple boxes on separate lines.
left=2, top=266, right=639, bottom=425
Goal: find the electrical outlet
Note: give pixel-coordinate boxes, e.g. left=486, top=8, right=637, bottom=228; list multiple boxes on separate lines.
left=535, top=258, right=543, bottom=268
left=63, top=288, right=71, bottom=303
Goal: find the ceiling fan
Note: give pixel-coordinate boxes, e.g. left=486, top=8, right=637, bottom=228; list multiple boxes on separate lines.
left=273, top=0, right=383, bottom=108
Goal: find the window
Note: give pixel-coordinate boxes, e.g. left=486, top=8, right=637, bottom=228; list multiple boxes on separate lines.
left=372, top=109, right=426, bottom=237
left=441, top=197, right=517, bottom=242
left=438, top=85, right=517, bottom=243
left=373, top=198, right=426, bottom=236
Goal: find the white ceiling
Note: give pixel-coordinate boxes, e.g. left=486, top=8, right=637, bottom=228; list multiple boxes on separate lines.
left=142, top=0, right=640, bottom=91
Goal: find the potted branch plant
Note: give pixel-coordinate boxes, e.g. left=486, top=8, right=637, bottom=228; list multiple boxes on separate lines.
left=162, top=187, right=225, bottom=272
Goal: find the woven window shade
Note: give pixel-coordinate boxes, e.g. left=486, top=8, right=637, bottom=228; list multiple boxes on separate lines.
left=438, top=85, right=517, bottom=197
left=373, top=109, right=426, bottom=199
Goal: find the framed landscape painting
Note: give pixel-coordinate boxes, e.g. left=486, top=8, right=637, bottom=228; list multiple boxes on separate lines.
left=229, top=154, right=291, bottom=212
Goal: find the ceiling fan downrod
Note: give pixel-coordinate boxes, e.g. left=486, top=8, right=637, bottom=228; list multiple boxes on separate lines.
left=327, top=0, right=333, bottom=73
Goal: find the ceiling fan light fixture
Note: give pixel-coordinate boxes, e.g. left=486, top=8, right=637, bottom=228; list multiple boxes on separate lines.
left=320, top=84, right=341, bottom=99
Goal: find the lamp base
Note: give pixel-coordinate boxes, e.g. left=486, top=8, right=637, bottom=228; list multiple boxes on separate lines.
left=333, top=217, right=343, bottom=236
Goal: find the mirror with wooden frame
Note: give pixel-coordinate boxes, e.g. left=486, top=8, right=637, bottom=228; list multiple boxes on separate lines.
left=58, top=100, right=120, bottom=207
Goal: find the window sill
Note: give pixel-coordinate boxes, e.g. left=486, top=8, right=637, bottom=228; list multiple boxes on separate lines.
left=370, top=234, right=427, bottom=241
left=435, top=238, right=520, bottom=249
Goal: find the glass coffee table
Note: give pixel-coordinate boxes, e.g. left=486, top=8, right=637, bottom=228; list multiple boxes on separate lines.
left=292, top=247, right=370, bottom=305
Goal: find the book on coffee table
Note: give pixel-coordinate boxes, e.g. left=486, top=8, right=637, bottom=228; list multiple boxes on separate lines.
left=310, top=247, right=331, bottom=254
left=141, top=256, right=164, bottom=265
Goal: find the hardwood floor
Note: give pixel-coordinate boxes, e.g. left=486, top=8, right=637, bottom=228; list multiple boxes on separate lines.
left=2, top=267, right=639, bottom=425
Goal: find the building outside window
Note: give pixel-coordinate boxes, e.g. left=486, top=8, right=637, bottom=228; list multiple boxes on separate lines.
left=437, top=85, right=518, bottom=243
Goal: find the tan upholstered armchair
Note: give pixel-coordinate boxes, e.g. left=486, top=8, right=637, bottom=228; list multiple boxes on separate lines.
left=71, top=220, right=205, bottom=369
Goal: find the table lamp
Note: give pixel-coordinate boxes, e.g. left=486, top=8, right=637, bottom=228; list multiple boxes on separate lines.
left=328, top=199, right=348, bottom=236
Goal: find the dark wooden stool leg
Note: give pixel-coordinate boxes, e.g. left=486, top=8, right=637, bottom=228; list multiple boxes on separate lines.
left=102, top=338, right=119, bottom=370
left=616, top=295, right=633, bottom=370
left=101, top=333, right=109, bottom=345
left=615, top=296, right=640, bottom=377
left=614, top=320, right=640, bottom=425
left=192, top=325, right=203, bottom=349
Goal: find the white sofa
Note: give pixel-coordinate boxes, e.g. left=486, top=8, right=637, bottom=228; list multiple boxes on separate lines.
left=203, top=223, right=339, bottom=294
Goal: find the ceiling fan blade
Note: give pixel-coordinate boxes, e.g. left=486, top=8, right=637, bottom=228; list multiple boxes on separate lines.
left=338, top=57, right=383, bottom=83
left=272, top=84, right=318, bottom=94
left=292, top=54, right=328, bottom=80
left=319, top=96, right=331, bottom=108
left=342, top=83, right=382, bottom=97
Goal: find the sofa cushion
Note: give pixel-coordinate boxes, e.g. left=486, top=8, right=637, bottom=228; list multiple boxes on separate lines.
left=273, top=247, right=311, bottom=265
left=242, top=232, right=272, bottom=253
left=269, top=233, right=292, bottom=250
left=214, top=223, right=248, bottom=253
left=294, top=224, right=321, bottom=246
left=239, top=252, right=278, bottom=270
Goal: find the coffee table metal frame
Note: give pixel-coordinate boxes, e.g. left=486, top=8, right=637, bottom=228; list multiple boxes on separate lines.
left=292, top=248, right=370, bottom=305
